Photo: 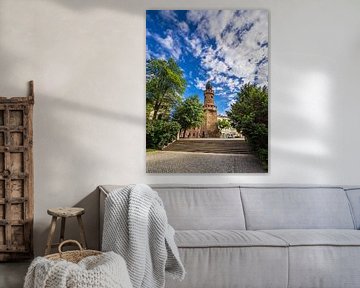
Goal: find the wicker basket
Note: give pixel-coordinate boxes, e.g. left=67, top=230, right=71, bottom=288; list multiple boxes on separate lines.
left=45, top=240, right=102, bottom=263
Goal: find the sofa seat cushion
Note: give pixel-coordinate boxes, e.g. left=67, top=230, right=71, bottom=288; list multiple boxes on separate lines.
left=175, top=230, right=288, bottom=248
left=262, top=229, right=360, bottom=246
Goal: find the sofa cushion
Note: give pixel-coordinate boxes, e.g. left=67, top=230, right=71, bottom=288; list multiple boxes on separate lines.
left=100, top=185, right=246, bottom=230
left=261, top=230, right=360, bottom=288
left=175, top=230, right=288, bottom=248
left=262, top=229, right=360, bottom=246
left=153, top=186, right=246, bottom=230
left=288, top=246, right=360, bottom=288
left=241, top=187, right=355, bottom=230
left=165, top=247, right=288, bottom=288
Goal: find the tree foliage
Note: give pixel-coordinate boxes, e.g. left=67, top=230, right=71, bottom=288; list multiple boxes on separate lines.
left=146, top=58, right=186, bottom=120
left=146, top=120, right=181, bottom=149
left=227, top=83, right=268, bottom=168
left=173, top=95, right=204, bottom=137
left=217, top=118, right=232, bottom=130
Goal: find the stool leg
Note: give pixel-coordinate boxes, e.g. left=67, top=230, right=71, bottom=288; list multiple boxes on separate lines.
left=77, top=215, right=87, bottom=249
left=45, top=216, right=57, bottom=255
left=60, top=217, right=66, bottom=243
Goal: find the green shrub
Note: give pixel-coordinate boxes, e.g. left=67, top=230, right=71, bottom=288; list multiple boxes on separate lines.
left=146, top=120, right=181, bottom=149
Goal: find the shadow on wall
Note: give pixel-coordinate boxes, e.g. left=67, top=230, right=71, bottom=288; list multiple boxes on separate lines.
left=53, top=0, right=145, bottom=15
left=38, top=188, right=100, bottom=256
left=38, top=95, right=144, bottom=126
left=51, top=0, right=259, bottom=13
left=51, top=0, right=222, bottom=14
left=0, top=0, right=146, bottom=255
left=33, top=94, right=143, bottom=256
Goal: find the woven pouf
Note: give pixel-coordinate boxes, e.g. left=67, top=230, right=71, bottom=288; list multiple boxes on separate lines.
left=24, top=240, right=133, bottom=288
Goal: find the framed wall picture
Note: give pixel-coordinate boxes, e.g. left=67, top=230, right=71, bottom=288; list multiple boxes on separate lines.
left=146, top=10, right=269, bottom=173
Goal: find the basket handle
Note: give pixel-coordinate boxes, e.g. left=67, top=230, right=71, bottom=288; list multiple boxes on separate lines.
left=58, top=240, right=83, bottom=255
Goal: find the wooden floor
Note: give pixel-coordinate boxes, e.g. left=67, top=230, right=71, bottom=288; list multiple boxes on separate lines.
left=0, top=261, right=30, bottom=288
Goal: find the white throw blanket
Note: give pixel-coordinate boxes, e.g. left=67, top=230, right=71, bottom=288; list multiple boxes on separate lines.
left=24, top=252, right=132, bottom=288
left=102, top=184, right=185, bottom=288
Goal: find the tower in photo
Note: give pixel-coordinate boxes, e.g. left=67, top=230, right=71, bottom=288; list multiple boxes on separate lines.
left=184, top=81, right=220, bottom=138
left=202, top=81, right=219, bottom=137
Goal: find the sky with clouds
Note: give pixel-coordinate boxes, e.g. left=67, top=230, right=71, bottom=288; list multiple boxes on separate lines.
left=146, top=10, right=268, bottom=114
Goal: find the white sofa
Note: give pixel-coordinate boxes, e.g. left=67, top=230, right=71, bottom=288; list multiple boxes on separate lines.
left=99, top=185, right=360, bottom=288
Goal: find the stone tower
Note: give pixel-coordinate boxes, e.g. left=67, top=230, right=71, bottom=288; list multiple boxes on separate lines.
left=202, top=81, right=219, bottom=138
left=181, top=81, right=220, bottom=138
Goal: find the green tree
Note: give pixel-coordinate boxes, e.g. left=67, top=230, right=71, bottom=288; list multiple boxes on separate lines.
left=173, top=95, right=204, bottom=138
left=227, top=83, right=268, bottom=168
left=146, top=120, right=181, bottom=149
left=146, top=58, right=186, bottom=120
left=217, top=118, right=231, bottom=130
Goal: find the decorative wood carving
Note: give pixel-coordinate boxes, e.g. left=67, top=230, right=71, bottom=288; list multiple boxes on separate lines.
left=0, top=81, right=34, bottom=261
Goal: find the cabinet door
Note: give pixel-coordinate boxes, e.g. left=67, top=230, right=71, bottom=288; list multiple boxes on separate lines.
left=0, top=102, right=33, bottom=261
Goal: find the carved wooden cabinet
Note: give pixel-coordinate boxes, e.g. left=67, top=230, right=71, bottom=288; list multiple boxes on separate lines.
left=0, top=82, right=34, bottom=261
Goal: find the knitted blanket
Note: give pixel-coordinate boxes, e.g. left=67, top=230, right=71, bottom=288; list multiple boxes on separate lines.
left=102, top=184, right=185, bottom=288
left=24, top=251, right=132, bottom=288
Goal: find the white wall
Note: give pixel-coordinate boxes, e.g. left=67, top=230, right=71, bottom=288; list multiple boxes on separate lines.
left=0, top=0, right=359, bottom=255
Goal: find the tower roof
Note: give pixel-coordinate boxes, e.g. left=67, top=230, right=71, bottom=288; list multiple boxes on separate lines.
left=205, top=81, right=212, bottom=90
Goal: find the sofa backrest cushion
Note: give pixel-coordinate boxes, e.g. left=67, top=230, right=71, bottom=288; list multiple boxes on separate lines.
left=345, top=188, right=360, bottom=229
left=240, top=186, right=355, bottom=230
left=153, top=186, right=246, bottom=230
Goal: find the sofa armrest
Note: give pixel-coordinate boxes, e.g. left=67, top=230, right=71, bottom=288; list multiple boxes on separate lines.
left=98, top=186, right=109, bottom=250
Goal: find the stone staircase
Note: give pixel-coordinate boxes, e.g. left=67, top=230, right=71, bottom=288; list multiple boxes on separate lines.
left=163, top=139, right=251, bottom=154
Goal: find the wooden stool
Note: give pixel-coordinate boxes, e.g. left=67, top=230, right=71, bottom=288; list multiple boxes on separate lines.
left=45, top=207, right=87, bottom=255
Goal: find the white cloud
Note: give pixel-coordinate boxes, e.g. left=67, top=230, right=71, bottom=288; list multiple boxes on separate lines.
left=213, top=74, right=229, bottom=85
left=160, top=10, right=178, bottom=22
left=254, top=59, right=268, bottom=86
left=146, top=45, right=150, bottom=60
left=185, top=36, right=203, bottom=57
left=226, top=94, right=238, bottom=111
left=188, top=10, right=237, bottom=41
left=178, top=22, right=189, bottom=33
left=201, top=48, right=229, bottom=75
left=189, top=9, right=269, bottom=88
left=153, top=33, right=181, bottom=60
left=187, top=10, right=205, bottom=23
left=218, top=10, right=268, bottom=85
left=227, top=78, right=240, bottom=92
left=153, top=34, right=173, bottom=50
left=147, top=48, right=167, bottom=60
left=195, top=78, right=207, bottom=90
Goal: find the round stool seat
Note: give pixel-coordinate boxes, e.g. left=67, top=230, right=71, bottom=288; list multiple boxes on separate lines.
left=47, top=207, right=85, bottom=218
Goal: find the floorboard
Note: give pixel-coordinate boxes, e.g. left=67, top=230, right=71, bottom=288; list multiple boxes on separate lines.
left=0, top=261, right=30, bottom=288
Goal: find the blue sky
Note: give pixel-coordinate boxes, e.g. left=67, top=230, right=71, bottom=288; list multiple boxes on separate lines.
left=146, top=10, right=268, bottom=114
